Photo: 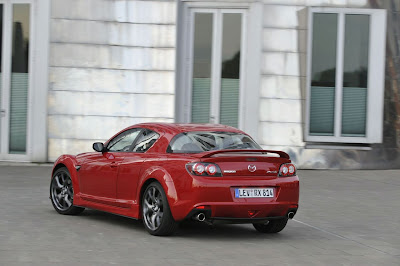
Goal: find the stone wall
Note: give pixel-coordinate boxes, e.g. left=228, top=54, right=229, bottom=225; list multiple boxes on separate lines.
left=47, top=0, right=176, bottom=161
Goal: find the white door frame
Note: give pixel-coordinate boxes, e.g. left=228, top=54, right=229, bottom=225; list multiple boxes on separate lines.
left=183, top=8, right=247, bottom=127
left=175, top=1, right=262, bottom=139
left=0, top=0, right=50, bottom=162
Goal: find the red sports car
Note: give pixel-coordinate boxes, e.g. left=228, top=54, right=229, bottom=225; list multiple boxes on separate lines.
left=50, top=123, right=299, bottom=236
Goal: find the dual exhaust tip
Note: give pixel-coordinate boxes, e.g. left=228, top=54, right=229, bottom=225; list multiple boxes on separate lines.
left=194, top=211, right=295, bottom=221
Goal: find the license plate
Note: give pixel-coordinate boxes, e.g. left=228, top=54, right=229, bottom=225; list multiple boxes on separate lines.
left=235, top=188, right=274, bottom=198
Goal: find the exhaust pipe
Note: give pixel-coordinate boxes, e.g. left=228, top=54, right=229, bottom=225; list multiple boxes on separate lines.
left=287, top=212, right=295, bottom=219
left=194, top=213, right=206, bottom=222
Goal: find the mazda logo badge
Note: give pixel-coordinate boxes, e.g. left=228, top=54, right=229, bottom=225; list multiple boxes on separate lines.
left=248, top=165, right=256, bottom=172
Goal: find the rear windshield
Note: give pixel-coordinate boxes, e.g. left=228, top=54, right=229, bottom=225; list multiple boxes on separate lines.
left=167, top=131, right=261, bottom=153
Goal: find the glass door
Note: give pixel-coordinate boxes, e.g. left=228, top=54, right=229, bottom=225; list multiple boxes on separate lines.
left=189, top=9, right=245, bottom=128
left=0, top=1, right=32, bottom=159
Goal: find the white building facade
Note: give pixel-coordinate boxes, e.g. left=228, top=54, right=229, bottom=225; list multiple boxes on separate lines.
left=0, top=0, right=399, bottom=169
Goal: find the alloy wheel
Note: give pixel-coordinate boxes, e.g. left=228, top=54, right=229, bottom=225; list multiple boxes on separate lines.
left=51, top=171, right=74, bottom=211
left=143, top=186, right=164, bottom=231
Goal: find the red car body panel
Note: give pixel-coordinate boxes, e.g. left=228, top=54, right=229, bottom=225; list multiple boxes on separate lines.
left=52, top=123, right=299, bottom=222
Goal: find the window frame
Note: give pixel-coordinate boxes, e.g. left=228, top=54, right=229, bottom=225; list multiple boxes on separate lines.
left=305, top=7, right=386, bottom=144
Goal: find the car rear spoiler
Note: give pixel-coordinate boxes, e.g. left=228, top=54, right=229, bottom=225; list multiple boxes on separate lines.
left=199, top=149, right=290, bottom=159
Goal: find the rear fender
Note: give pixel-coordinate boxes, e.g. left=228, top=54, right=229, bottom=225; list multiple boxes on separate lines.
left=52, top=155, right=81, bottom=194
left=137, top=167, right=178, bottom=219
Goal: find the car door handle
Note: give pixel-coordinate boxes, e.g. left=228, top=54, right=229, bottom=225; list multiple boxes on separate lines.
left=110, top=162, right=118, bottom=168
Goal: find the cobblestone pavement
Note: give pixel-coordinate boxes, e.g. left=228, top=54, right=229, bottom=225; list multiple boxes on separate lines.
left=0, top=165, right=399, bottom=265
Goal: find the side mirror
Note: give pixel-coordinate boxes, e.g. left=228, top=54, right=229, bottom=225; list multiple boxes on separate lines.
left=93, top=142, right=105, bottom=152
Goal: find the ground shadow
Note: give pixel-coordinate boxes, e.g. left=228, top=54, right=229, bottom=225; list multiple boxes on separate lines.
left=71, top=209, right=292, bottom=240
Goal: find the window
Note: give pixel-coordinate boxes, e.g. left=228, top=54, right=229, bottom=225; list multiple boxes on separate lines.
left=167, top=131, right=261, bottom=153
left=132, top=129, right=159, bottom=153
left=107, top=129, right=141, bottom=152
left=190, top=10, right=244, bottom=128
left=305, top=8, right=386, bottom=144
left=0, top=0, right=48, bottom=162
left=0, top=3, right=31, bottom=155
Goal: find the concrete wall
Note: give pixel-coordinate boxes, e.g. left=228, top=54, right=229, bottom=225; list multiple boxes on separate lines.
left=48, top=0, right=176, bottom=161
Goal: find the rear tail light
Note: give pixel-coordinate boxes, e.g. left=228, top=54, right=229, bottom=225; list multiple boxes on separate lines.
left=279, top=163, right=296, bottom=177
left=186, top=162, right=222, bottom=177
left=205, top=164, right=217, bottom=175
left=193, top=163, right=205, bottom=175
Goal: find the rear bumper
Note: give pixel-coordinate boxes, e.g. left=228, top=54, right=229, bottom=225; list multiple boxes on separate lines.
left=170, top=175, right=299, bottom=221
left=185, top=207, right=298, bottom=224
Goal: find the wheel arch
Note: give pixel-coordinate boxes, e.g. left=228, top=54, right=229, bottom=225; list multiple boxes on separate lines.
left=52, top=163, right=67, bottom=176
left=137, top=168, right=178, bottom=219
left=52, top=155, right=81, bottom=194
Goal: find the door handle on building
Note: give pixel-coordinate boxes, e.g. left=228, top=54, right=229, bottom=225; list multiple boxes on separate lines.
left=0, top=109, right=5, bottom=117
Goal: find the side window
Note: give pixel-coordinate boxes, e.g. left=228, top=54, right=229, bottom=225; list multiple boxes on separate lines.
left=132, top=130, right=159, bottom=153
left=107, top=129, right=141, bottom=152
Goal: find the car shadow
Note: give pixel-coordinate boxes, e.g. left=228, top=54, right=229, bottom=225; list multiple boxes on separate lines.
left=72, top=209, right=290, bottom=240
left=77, top=209, right=145, bottom=230
left=175, top=221, right=287, bottom=240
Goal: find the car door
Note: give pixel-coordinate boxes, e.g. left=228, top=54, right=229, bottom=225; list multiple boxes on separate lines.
left=117, top=129, right=161, bottom=204
left=78, top=128, right=141, bottom=200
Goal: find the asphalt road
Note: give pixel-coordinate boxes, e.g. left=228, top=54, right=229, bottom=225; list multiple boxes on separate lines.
left=0, top=165, right=399, bottom=265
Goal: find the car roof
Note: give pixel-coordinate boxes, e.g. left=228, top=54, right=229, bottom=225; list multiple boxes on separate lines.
left=134, top=123, right=244, bottom=135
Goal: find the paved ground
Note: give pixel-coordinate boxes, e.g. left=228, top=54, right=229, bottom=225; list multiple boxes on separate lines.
left=0, top=165, right=399, bottom=265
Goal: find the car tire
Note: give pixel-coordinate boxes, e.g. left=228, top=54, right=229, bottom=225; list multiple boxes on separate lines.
left=253, top=218, right=288, bottom=233
left=142, top=182, right=178, bottom=236
left=50, top=167, right=84, bottom=215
